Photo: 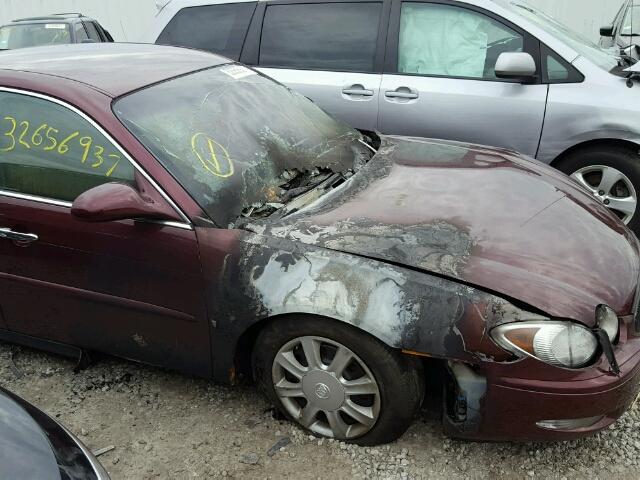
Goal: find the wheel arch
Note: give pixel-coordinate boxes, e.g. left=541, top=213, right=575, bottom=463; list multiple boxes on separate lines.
left=550, top=138, right=640, bottom=168
left=231, top=312, right=401, bottom=383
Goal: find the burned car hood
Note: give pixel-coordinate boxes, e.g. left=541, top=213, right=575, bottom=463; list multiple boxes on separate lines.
left=246, top=136, right=640, bottom=326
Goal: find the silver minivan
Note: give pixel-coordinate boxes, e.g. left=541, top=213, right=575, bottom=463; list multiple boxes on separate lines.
left=148, top=0, right=640, bottom=234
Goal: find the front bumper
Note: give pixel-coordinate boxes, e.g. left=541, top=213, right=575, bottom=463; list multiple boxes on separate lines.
left=443, top=319, right=640, bottom=442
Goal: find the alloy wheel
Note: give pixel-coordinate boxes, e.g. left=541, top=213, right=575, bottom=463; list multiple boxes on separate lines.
left=571, top=165, right=637, bottom=224
left=271, top=336, right=381, bottom=440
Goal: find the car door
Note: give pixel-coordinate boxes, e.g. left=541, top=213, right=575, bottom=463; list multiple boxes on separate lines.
left=0, top=89, right=211, bottom=377
left=247, top=0, right=390, bottom=133
left=378, top=0, right=548, bottom=157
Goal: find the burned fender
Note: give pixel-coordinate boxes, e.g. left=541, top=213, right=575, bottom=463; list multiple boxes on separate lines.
left=197, top=228, right=542, bottom=382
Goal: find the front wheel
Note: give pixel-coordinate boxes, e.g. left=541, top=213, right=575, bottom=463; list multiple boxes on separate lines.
left=556, top=145, right=640, bottom=233
left=252, top=316, right=425, bottom=446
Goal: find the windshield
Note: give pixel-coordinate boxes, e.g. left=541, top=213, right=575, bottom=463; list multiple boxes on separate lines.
left=114, top=65, right=370, bottom=227
left=622, top=5, right=640, bottom=37
left=507, top=1, right=619, bottom=70
left=0, top=23, right=71, bottom=50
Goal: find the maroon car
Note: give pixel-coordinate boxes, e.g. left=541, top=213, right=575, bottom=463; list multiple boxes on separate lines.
left=0, top=44, right=639, bottom=445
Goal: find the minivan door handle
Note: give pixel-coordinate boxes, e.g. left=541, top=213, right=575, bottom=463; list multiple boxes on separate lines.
left=342, top=84, right=374, bottom=97
left=0, top=227, right=38, bottom=245
left=385, top=90, right=419, bottom=100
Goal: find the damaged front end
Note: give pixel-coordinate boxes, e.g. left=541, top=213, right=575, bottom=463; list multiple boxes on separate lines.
left=114, top=62, right=640, bottom=441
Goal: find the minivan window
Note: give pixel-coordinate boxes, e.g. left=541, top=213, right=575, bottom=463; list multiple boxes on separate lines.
left=398, top=2, right=523, bottom=80
left=259, top=3, right=382, bottom=72
left=156, top=3, right=256, bottom=60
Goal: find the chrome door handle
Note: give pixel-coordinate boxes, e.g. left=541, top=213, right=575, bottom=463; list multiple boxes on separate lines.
left=385, top=91, right=419, bottom=99
left=342, top=88, right=374, bottom=96
left=0, top=228, right=38, bottom=244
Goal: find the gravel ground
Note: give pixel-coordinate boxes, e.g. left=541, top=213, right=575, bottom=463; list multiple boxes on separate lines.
left=1, top=341, right=640, bottom=480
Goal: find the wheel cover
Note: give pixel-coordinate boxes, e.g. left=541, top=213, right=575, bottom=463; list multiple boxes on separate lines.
left=571, top=165, right=637, bottom=224
left=271, top=336, right=381, bottom=440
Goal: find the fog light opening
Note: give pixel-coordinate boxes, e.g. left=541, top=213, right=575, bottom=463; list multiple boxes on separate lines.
left=536, top=415, right=605, bottom=431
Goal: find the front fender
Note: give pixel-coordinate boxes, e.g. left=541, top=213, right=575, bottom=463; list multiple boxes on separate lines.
left=198, top=229, right=539, bottom=382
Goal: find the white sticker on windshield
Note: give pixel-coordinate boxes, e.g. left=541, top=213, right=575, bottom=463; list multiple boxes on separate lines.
left=45, top=24, right=67, bottom=29
left=220, top=65, right=256, bottom=80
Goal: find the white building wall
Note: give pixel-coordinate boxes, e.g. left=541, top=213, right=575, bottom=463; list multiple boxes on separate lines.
left=532, top=0, right=626, bottom=41
left=0, top=0, right=630, bottom=42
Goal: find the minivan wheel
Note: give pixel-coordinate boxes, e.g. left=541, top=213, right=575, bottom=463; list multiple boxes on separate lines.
left=252, top=316, right=425, bottom=446
left=557, top=146, right=640, bottom=231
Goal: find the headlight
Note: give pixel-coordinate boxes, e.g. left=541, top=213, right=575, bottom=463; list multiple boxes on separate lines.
left=595, top=304, right=619, bottom=343
left=491, top=321, right=598, bottom=368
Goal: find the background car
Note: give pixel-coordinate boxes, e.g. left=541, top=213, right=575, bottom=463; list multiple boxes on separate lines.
left=600, top=0, right=638, bottom=52
left=0, top=385, right=109, bottom=479
left=0, top=44, right=639, bottom=445
left=0, top=13, right=113, bottom=51
left=147, top=0, right=640, bottom=235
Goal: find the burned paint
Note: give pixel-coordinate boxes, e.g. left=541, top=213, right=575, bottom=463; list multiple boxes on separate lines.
left=197, top=226, right=542, bottom=385
left=240, top=135, right=640, bottom=326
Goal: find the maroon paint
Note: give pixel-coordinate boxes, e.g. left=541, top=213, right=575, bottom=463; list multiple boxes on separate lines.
left=0, top=196, right=210, bottom=376
left=71, top=173, right=182, bottom=223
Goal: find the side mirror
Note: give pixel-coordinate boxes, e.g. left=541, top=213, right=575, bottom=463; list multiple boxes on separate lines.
left=71, top=182, right=182, bottom=223
left=600, top=25, right=615, bottom=37
left=495, top=52, right=537, bottom=82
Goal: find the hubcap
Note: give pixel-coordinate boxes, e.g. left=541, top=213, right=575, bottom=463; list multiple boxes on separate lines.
left=272, top=336, right=380, bottom=440
left=571, top=165, right=637, bottom=224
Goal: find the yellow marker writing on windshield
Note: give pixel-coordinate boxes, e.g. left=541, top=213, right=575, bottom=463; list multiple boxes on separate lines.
left=191, top=133, right=234, bottom=178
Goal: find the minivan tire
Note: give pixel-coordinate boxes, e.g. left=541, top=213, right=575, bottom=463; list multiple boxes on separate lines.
left=556, top=145, right=640, bottom=234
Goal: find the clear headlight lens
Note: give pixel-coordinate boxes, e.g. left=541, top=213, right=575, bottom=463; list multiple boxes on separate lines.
left=595, top=304, right=619, bottom=343
left=491, top=321, right=598, bottom=368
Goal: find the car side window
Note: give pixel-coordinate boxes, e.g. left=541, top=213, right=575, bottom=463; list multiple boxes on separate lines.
left=83, top=21, right=102, bottom=42
left=541, top=46, right=584, bottom=84
left=398, top=2, right=524, bottom=80
left=546, top=54, right=569, bottom=82
left=259, top=2, right=383, bottom=72
left=74, top=23, right=89, bottom=42
left=0, top=91, right=135, bottom=203
left=156, top=3, right=256, bottom=60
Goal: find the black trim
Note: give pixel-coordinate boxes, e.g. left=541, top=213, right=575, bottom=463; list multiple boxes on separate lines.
left=0, top=328, right=82, bottom=359
left=540, top=43, right=585, bottom=84
left=384, top=0, right=542, bottom=85
left=246, top=0, right=391, bottom=73
left=239, top=1, right=265, bottom=65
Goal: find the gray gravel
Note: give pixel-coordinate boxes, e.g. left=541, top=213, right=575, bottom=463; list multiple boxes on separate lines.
left=1, top=341, right=639, bottom=479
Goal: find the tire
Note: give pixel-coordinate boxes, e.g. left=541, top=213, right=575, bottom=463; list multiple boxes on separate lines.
left=252, top=316, right=425, bottom=446
left=556, top=145, right=640, bottom=234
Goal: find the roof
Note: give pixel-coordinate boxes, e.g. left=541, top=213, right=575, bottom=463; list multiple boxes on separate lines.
left=0, top=43, right=229, bottom=97
left=10, top=13, right=86, bottom=23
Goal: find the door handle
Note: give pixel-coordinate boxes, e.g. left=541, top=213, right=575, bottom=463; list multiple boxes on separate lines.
left=0, top=228, right=38, bottom=244
left=342, top=86, right=374, bottom=97
left=385, top=91, right=419, bottom=100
